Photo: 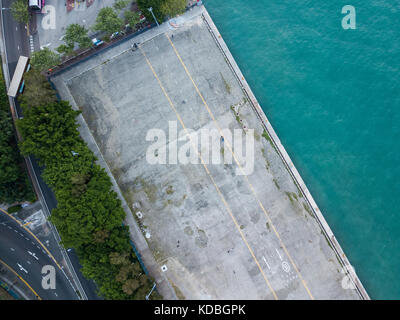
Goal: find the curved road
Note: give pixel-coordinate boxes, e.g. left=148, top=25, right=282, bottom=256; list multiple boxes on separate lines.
left=0, top=210, right=78, bottom=300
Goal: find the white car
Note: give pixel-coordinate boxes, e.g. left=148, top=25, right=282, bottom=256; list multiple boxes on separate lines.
left=92, top=38, right=104, bottom=46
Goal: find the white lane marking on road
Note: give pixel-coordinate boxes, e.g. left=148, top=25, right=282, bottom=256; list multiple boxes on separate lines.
left=16, top=26, right=18, bottom=31
left=275, top=248, right=283, bottom=261
left=40, top=43, right=51, bottom=50
left=54, top=292, right=58, bottom=297
left=28, top=251, right=39, bottom=260
left=10, top=248, right=15, bottom=252
left=262, top=256, right=271, bottom=270
left=27, top=260, right=31, bottom=265
left=17, top=263, right=28, bottom=274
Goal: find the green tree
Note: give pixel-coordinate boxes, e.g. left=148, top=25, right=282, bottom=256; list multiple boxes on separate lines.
left=17, top=101, right=82, bottom=164
left=64, top=24, right=92, bottom=49
left=124, top=10, right=141, bottom=28
left=30, top=48, right=61, bottom=72
left=113, top=0, right=130, bottom=11
left=137, top=0, right=164, bottom=24
left=56, top=44, right=75, bottom=57
left=92, top=7, right=124, bottom=36
left=160, top=0, right=186, bottom=18
left=18, top=69, right=58, bottom=109
left=11, top=0, right=30, bottom=25
left=0, top=63, right=34, bottom=204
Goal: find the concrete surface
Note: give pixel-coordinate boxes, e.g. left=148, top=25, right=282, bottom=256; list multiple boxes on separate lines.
left=50, top=5, right=362, bottom=300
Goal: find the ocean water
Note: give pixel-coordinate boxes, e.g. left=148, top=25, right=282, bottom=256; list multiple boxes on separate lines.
left=204, top=0, right=400, bottom=299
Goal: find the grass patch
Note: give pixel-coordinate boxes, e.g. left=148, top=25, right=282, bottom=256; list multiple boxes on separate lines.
left=170, top=280, right=186, bottom=300
left=273, top=179, right=280, bottom=190
left=285, top=192, right=298, bottom=206
left=7, top=204, right=21, bottom=214
left=166, top=185, right=174, bottom=195
left=220, top=72, right=231, bottom=94
left=134, top=177, right=158, bottom=203
left=262, top=129, right=275, bottom=150
left=303, top=202, right=314, bottom=218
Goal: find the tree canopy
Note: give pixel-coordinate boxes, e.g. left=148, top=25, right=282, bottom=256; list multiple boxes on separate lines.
left=0, top=64, right=34, bottom=204
left=30, top=48, right=61, bottom=72
left=64, top=24, right=92, bottom=50
left=11, top=0, right=30, bottom=25
left=160, top=0, right=186, bottom=18
left=18, top=69, right=58, bottom=109
left=137, top=0, right=164, bottom=24
left=92, top=7, right=124, bottom=36
left=113, top=0, right=131, bottom=11
left=124, top=10, right=141, bottom=28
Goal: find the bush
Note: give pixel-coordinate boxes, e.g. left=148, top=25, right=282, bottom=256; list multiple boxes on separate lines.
left=30, top=48, right=61, bottom=72
left=0, top=62, right=34, bottom=204
left=137, top=0, right=164, bottom=23
left=160, top=0, right=186, bottom=18
left=7, top=205, right=22, bottom=214
left=93, top=7, right=124, bottom=36
left=11, top=0, right=29, bottom=25
left=18, top=69, right=58, bottom=109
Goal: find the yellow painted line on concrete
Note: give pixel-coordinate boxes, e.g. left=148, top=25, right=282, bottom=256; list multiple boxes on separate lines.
left=165, top=33, right=314, bottom=300
left=0, top=208, right=62, bottom=270
left=0, top=257, right=42, bottom=300
left=139, top=45, right=278, bottom=300
left=23, top=221, right=32, bottom=227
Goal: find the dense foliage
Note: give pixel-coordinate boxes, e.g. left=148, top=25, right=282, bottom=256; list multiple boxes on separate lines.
left=57, top=24, right=92, bottom=54
left=30, top=48, right=61, bottom=72
left=0, top=65, right=34, bottom=204
left=10, top=0, right=30, bottom=24
left=113, top=0, right=131, bottom=11
left=17, top=84, right=160, bottom=300
left=92, top=7, right=124, bottom=36
left=137, top=0, right=186, bottom=22
left=17, top=69, right=58, bottom=108
left=160, top=0, right=186, bottom=18
left=137, top=0, right=165, bottom=23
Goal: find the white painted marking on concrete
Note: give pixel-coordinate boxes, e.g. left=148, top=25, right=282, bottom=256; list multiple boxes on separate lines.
left=282, top=261, right=291, bottom=273
left=262, top=256, right=271, bottom=270
left=10, top=248, right=15, bottom=252
left=275, top=248, right=282, bottom=261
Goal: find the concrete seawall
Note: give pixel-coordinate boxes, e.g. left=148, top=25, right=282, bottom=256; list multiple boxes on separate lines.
left=201, top=8, right=369, bottom=300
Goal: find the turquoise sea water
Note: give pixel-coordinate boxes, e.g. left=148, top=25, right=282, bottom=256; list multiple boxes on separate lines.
left=204, top=0, right=400, bottom=299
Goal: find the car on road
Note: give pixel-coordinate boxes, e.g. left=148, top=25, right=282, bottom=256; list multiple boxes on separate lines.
left=29, top=0, right=45, bottom=13
left=91, top=38, right=104, bottom=47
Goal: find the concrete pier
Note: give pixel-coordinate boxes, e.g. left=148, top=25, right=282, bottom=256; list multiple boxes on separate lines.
left=50, top=5, right=368, bottom=299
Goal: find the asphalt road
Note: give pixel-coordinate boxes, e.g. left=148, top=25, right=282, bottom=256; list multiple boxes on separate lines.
left=0, top=0, right=101, bottom=300
left=0, top=212, right=78, bottom=300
